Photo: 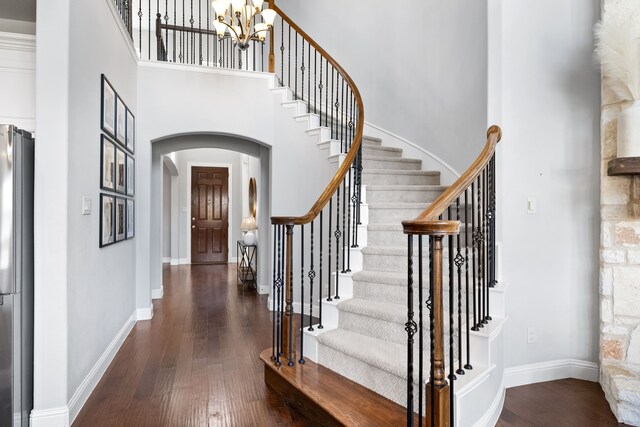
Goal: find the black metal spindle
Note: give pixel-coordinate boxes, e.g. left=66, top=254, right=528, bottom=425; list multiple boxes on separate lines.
left=287, top=225, right=294, bottom=367
left=327, top=199, right=333, bottom=302
left=464, top=189, right=473, bottom=370
left=299, top=225, right=305, bottom=364
left=406, top=234, right=415, bottom=425
left=318, top=210, right=324, bottom=328
left=447, top=207, right=455, bottom=383
left=428, top=237, right=435, bottom=427
left=275, top=225, right=283, bottom=365
left=271, top=225, right=277, bottom=361
left=148, top=0, right=151, bottom=60
left=138, top=1, right=142, bottom=58
left=206, top=0, right=209, bottom=65
left=334, top=187, right=341, bottom=299
left=471, top=181, right=479, bottom=331
left=308, top=220, right=315, bottom=332
left=300, top=37, right=304, bottom=102
left=341, top=175, right=347, bottom=273
left=314, top=50, right=318, bottom=114
left=480, top=170, right=487, bottom=326
left=346, top=158, right=352, bottom=272
left=418, top=235, right=424, bottom=424
left=308, top=41, right=311, bottom=113
left=287, top=25, right=291, bottom=88
left=455, top=198, right=464, bottom=376
left=280, top=18, right=284, bottom=85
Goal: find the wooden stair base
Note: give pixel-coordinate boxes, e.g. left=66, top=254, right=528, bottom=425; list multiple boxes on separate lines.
left=260, top=348, right=416, bottom=426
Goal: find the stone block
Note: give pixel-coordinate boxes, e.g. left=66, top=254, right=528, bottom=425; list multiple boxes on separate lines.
left=603, top=177, right=631, bottom=205
left=601, top=267, right=614, bottom=296
left=615, top=222, right=640, bottom=247
left=603, top=337, right=626, bottom=361
left=629, top=251, right=640, bottom=265
left=614, top=267, right=640, bottom=317
left=603, top=222, right=614, bottom=248
left=604, top=324, right=629, bottom=335
left=603, top=298, right=614, bottom=323
left=602, top=115, right=618, bottom=158
left=627, top=325, right=640, bottom=364
left=602, top=204, right=630, bottom=220
left=603, top=250, right=626, bottom=264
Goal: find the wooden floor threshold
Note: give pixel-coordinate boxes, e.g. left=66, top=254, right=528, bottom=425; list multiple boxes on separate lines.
left=260, top=348, right=412, bottom=426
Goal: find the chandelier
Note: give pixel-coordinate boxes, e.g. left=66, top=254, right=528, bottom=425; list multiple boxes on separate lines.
left=211, top=0, right=277, bottom=51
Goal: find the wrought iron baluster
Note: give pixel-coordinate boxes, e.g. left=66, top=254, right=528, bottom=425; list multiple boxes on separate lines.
left=148, top=0, right=151, bottom=60
left=406, top=234, right=416, bottom=424
left=318, top=210, right=324, bottom=328
left=138, top=1, right=142, bottom=58
left=334, top=187, right=341, bottom=299
left=275, top=225, right=283, bottom=365
left=428, top=237, right=435, bottom=427
left=455, top=198, right=465, bottom=376
left=173, top=0, right=176, bottom=62
left=341, top=174, right=347, bottom=274
left=271, top=225, right=277, bottom=361
left=308, top=41, right=311, bottom=113
left=286, top=225, right=295, bottom=367
left=471, top=181, right=479, bottom=331
left=418, top=235, right=424, bottom=424
left=299, top=225, right=305, bottom=364
left=447, top=207, right=455, bottom=383
left=464, top=189, right=473, bottom=370
left=308, top=220, right=315, bottom=332
left=300, top=36, right=304, bottom=102
left=327, top=199, right=333, bottom=302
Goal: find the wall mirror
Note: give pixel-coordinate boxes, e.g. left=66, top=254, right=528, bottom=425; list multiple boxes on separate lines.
left=249, top=177, right=257, bottom=218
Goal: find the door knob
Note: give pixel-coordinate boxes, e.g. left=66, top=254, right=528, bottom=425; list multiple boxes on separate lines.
left=192, top=225, right=195, bottom=229
left=192, top=217, right=195, bottom=221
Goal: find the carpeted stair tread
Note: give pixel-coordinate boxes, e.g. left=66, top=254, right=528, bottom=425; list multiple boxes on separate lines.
left=338, top=298, right=407, bottom=324
left=316, top=329, right=409, bottom=379
left=363, top=169, right=440, bottom=176
left=366, top=184, right=448, bottom=192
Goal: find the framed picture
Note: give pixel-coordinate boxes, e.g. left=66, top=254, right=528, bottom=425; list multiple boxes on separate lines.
left=126, top=155, right=134, bottom=196
left=100, top=135, right=116, bottom=191
left=115, top=148, right=125, bottom=194
left=101, top=75, right=116, bottom=138
left=126, top=198, right=135, bottom=239
left=100, top=194, right=115, bottom=247
left=115, top=197, right=126, bottom=242
left=116, top=96, right=126, bottom=145
left=125, top=108, right=135, bottom=154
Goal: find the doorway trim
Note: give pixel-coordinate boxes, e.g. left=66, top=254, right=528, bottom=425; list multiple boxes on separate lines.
left=186, top=161, right=234, bottom=264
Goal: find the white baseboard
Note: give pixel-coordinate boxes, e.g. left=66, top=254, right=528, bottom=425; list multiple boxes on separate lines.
left=30, top=406, right=70, bottom=427
left=178, top=258, right=189, bottom=265
left=136, top=304, right=154, bottom=321
left=505, top=359, right=599, bottom=389
left=67, top=312, right=136, bottom=423
left=169, top=258, right=180, bottom=266
left=162, top=257, right=170, bottom=263
left=474, top=377, right=506, bottom=427
left=228, top=257, right=238, bottom=263
left=151, top=286, right=164, bottom=300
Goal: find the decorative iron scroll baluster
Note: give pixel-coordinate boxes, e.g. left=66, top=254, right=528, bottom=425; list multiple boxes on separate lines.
left=406, top=234, right=416, bottom=425
left=447, top=207, right=455, bottom=383
left=285, top=225, right=294, bottom=367
left=418, top=235, right=424, bottom=425
left=294, top=31, right=298, bottom=99
left=308, top=220, right=315, bottom=332
left=300, top=37, right=304, bottom=102
left=287, top=25, right=291, bottom=89
left=308, top=41, right=311, bottom=113
left=429, top=237, right=435, bottom=427
left=138, top=1, right=142, bottom=58
left=455, top=198, right=465, bottom=376
left=341, top=175, right=347, bottom=274
left=471, top=180, right=479, bottom=332
left=334, top=186, right=341, bottom=299
left=274, top=225, right=283, bottom=365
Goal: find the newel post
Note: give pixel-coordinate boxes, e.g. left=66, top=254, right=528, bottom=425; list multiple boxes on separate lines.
left=268, top=0, right=275, bottom=73
left=282, top=224, right=295, bottom=366
left=427, top=234, right=450, bottom=427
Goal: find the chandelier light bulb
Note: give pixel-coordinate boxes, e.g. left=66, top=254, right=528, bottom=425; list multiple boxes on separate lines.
left=261, top=8, right=276, bottom=27
left=230, top=0, right=245, bottom=14
left=211, top=0, right=227, bottom=17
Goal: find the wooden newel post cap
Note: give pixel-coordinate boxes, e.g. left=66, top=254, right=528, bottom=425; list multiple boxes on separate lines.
left=487, top=125, right=502, bottom=142
left=401, top=220, right=461, bottom=236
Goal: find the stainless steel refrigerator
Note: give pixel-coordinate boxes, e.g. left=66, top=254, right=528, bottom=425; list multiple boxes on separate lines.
left=0, top=125, right=34, bottom=427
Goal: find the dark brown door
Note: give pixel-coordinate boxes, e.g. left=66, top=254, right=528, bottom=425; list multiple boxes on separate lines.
left=191, top=167, right=229, bottom=264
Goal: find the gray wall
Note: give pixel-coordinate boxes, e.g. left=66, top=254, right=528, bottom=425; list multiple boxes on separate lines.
left=277, top=0, right=489, bottom=172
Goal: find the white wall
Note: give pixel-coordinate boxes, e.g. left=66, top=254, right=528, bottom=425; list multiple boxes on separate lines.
left=33, top=0, right=139, bottom=424
left=173, top=148, right=245, bottom=261
left=162, top=163, right=171, bottom=259
left=494, top=0, right=601, bottom=368
left=0, top=31, right=35, bottom=132
left=276, top=0, right=488, bottom=172
left=0, top=18, right=36, bottom=35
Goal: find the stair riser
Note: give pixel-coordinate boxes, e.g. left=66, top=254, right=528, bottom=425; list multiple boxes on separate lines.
left=362, top=146, right=402, bottom=158
left=366, top=189, right=443, bottom=204
left=363, top=158, right=422, bottom=170
left=351, top=280, right=464, bottom=309
left=362, top=173, right=440, bottom=186
left=367, top=229, right=472, bottom=247
left=338, top=311, right=407, bottom=346
left=362, top=251, right=476, bottom=273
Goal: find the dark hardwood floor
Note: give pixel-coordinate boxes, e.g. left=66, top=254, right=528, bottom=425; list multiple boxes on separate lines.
left=75, top=264, right=625, bottom=427
left=498, top=378, right=628, bottom=427
left=74, top=264, right=308, bottom=426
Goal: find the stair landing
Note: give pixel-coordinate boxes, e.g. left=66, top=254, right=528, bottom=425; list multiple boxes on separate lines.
left=260, top=348, right=416, bottom=426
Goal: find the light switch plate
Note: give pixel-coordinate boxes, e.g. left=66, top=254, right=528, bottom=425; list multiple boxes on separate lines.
left=82, top=196, right=91, bottom=215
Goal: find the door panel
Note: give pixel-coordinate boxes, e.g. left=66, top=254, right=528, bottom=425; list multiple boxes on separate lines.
left=191, top=167, right=228, bottom=264
left=0, top=295, right=14, bottom=427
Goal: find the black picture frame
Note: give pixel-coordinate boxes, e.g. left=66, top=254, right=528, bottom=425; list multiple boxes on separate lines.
left=115, top=95, right=126, bottom=146
left=125, top=108, right=135, bottom=154
left=126, top=198, right=135, bottom=239
left=100, top=75, right=116, bottom=138
left=115, top=197, right=126, bottom=242
left=126, top=154, right=134, bottom=196
left=100, top=135, right=116, bottom=192
left=100, top=194, right=116, bottom=248
left=115, top=147, right=126, bottom=194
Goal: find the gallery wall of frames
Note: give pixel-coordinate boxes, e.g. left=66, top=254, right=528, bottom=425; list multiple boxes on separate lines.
left=99, top=74, right=135, bottom=248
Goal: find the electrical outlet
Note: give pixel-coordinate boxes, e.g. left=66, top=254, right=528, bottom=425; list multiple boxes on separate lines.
left=527, top=327, right=537, bottom=344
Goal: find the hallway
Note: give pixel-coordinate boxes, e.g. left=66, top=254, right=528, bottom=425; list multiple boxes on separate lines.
left=74, top=264, right=306, bottom=426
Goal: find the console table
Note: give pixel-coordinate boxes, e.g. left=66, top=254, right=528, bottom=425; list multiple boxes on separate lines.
left=237, top=240, right=257, bottom=289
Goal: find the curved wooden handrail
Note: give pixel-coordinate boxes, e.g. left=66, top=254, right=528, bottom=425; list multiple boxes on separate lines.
left=402, top=125, right=502, bottom=235
left=269, top=4, right=365, bottom=226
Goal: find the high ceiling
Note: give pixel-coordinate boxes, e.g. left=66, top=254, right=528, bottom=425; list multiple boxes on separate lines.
left=1, top=0, right=36, bottom=22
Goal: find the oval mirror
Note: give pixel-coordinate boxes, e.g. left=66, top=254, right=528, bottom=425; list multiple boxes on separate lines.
left=249, top=177, right=257, bottom=218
